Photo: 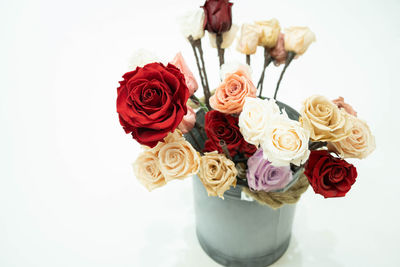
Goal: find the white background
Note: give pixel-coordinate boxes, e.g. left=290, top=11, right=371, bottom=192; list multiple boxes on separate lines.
left=1, top=0, right=399, bottom=266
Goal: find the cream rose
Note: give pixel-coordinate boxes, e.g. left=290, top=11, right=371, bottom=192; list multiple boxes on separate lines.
left=128, top=49, right=159, bottom=70
left=210, top=69, right=257, bottom=114
left=220, top=61, right=252, bottom=80
left=236, top=23, right=261, bottom=55
left=178, top=9, right=205, bottom=40
left=300, top=95, right=353, bottom=142
left=199, top=151, right=238, bottom=199
left=133, top=150, right=166, bottom=191
left=255, top=18, right=281, bottom=48
left=261, top=113, right=310, bottom=166
left=284, top=26, right=316, bottom=55
left=209, top=24, right=239, bottom=49
left=328, top=115, right=376, bottom=159
left=153, top=130, right=200, bottom=181
left=238, top=97, right=280, bottom=146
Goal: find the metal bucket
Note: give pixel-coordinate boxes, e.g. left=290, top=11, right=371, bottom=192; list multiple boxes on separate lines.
left=193, top=175, right=296, bottom=267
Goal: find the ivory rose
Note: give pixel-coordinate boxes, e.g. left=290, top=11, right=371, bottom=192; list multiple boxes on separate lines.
left=284, top=26, right=316, bottom=55
left=178, top=9, right=205, bottom=40
left=153, top=130, right=200, bottom=181
left=332, top=96, right=357, bottom=117
left=328, top=115, right=376, bottom=159
left=198, top=151, right=238, bottom=198
left=210, top=69, right=257, bottom=114
left=209, top=24, right=239, bottom=49
left=178, top=106, right=196, bottom=134
left=170, top=52, right=198, bottom=95
left=300, top=95, right=353, bottom=142
left=220, top=61, right=252, bottom=80
left=128, top=49, right=159, bottom=70
left=238, top=97, right=280, bottom=146
left=133, top=151, right=166, bottom=191
left=236, top=23, right=261, bottom=55
left=261, top=112, right=310, bottom=166
left=255, top=18, right=281, bottom=48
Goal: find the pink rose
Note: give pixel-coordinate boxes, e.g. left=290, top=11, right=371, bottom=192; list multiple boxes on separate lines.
left=269, top=33, right=287, bottom=66
left=210, top=69, right=257, bottom=114
left=170, top=52, right=198, bottom=95
left=332, top=97, right=357, bottom=117
left=178, top=106, right=196, bottom=134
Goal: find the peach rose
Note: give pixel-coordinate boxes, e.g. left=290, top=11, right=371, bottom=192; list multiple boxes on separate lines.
left=170, top=52, right=198, bottom=95
left=178, top=106, right=196, bottom=134
left=153, top=130, right=200, bottom=181
left=268, top=33, right=287, bottom=66
left=210, top=69, right=257, bottom=114
left=133, top=150, right=166, bottom=191
left=198, top=151, right=238, bottom=199
left=332, top=97, right=357, bottom=117
left=328, top=115, right=375, bottom=159
left=300, top=95, right=353, bottom=142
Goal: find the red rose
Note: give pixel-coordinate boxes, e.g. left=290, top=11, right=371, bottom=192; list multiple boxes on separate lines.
left=202, top=0, right=233, bottom=34
left=204, top=110, right=244, bottom=157
left=304, top=150, right=358, bottom=198
left=240, top=142, right=257, bottom=158
left=116, top=63, right=189, bottom=147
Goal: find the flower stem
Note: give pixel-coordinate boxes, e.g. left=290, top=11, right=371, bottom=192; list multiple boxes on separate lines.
left=190, top=95, right=209, bottom=112
left=273, top=51, right=295, bottom=100
left=257, top=47, right=272, bottom=97
left=246, top=55, right=250, bottom=66
left=216, top=34, right=225, bottom=66
left=219, top=140, right=232, bottom=160
left=188, top=37, right=212, bottom=110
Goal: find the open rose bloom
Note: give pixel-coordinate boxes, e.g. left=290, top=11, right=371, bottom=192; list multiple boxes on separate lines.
left=116, top=3, right=375, bottom=205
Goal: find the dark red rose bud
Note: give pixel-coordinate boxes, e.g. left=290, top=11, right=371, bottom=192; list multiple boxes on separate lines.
left=202, top=0, right=233, bottom=34
left=304, top=150, right=358, bottom=198
left=116, top=63, right=189, bottom=147
left=204, top=110, right=243, bottom=157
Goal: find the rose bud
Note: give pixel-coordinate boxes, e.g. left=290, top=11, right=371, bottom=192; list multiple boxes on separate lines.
left=332, top=96, right=357, bottom=117
left=268, top=33, right=287, bottom=66
left=304, top=150, right=358, bottom=198
left=236, top=23, right=261, bottom=55
left=202, top=0, right=233, bottom=35
left=178, top=106, right=196, bottom=134
left=284, top=26, right=316, bottom=55
left=170, top=52, right=199, bottom=96
left=178, top=9, right=205, bottom=41
left=208, top=24, right=239, bottom=49
left=128, top=49, right=159, bottom=71
left=255, top=18, right=281, bottom=48
left=247, top=148, right=293, bottom=192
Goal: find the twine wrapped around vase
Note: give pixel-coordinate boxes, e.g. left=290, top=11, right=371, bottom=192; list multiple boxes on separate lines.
left=242, top=173, right=309, bottom=209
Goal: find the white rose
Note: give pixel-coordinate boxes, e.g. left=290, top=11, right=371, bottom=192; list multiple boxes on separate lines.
left=261, top=113, right=310, bottom=166
left=239, top=98, right=280, bottom=146
left=255, top=18, right=281, bottom=48
left=128, top=49, right=159, bottom=70
left=178, top=9, right=205, bottom=40
left=284, top=26, right=316, bottom=55
left=236, top=23, right=261, bottom=55
left=220, top=61, right=252, bottom=80
left=209, top=24, right=239, bottom=49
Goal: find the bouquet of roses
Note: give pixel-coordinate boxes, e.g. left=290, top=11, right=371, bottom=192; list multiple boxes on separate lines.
left=116, top=0, right=375, bottom=204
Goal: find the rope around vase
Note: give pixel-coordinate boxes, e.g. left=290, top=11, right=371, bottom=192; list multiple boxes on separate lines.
left=242, top=173, right=310, bottom=209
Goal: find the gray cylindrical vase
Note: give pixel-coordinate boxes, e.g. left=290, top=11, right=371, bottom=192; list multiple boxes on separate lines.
left=193, top=175, right=296, bottom=267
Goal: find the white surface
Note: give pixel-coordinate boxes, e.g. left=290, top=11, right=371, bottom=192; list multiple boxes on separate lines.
left=1, top=0, right=399, bottom=266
